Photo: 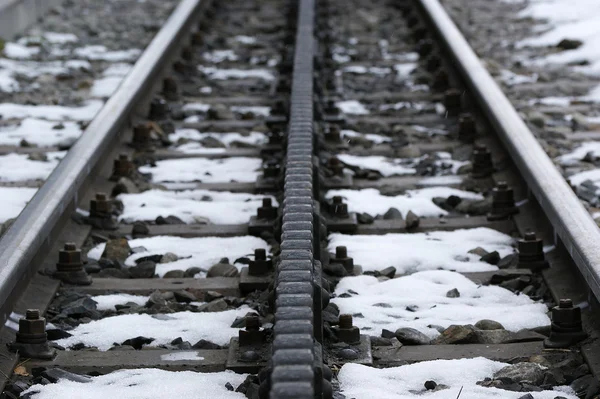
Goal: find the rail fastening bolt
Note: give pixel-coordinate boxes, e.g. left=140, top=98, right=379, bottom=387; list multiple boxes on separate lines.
left=257, top=198, right=277, bottom=220
left=333, top=245, right=354, bottom=273
left=90, top=192, right=111, bottom=218
left=517, top=231, right=549, bottom=270
left=488, top=181, right=519, bottom=220
left=331, top=196, right=349, bottom=218
left=458, top=113, right=477, bottom=142
left=112, top=153, right=134, bottom=179
left=471, top=143, right=494, bottom=178
left=335, top=313, right=360, bottom=344
left=544, top=298, right=587, bottom=348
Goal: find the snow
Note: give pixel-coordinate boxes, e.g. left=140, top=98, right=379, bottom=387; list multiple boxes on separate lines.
left=0, top=187, right=37, bottom=223
left=340, top=129, right=391, bottom=144
left=88, top=236, right=270, bottom=277
left=55, top=307, right=251, bottom=350
left=23, top=369, right=247, bottom=399
left=516, top=0, right=600, bottom=77
left=567, top=168, right=600, bottom=187
left=337, top=154, right=415, bottom=176
left=0, top=153, right=61, bottom=182
left=74, top=45, right=141, bottom=62
left=43, top=32, right=78, bottom=44
left=230, top=106, right=270, bottom=117
left=0, top=100, right=103, bottom=121
left=394, top=63, right=417, bottom=77
left=139, top=157, right=261, bottom=183
left=90, top=76, right=124, bottom=98
left=326, top=187, right=483, bottom=217
left=556, top=142, right=600, bottom=165
left=102, top=63, right=133, bottom=77
left=328, top=228, right=514, bottom=273
left=338, top=359, right=577, bottom=399
left=419, top=175, right=463, bottom=185
left=169, top=130, right=267, bottom=153
left=182, top=103, right=211, bottom=113
left=336, top=100, right=369, bottom=115
left=198, top=66, right=275, bottom=81
left=161, top=352, right=205, bottom=361
left=0, top=118, right=82, bottom=146
left=118, top=189, right=277, bottom=224
left=527, top=96, right=572, bottom=106
left=3, top=42, right=40, bottom=59
left=91, top=294, right=149, bottom=311
left=333, top=271, right=549, bottom=337
left=498, top=69, right=538, bottom=86
left=342, top=66, right=391, bottom=76
left=379, top=102, right=428, bottom=112
left=203, top=49, right=238, bottom=63
left=233, top=35, right=257, bottom=45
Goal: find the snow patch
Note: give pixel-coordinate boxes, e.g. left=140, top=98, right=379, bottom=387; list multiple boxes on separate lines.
left=139, top=157, right=261, bottom=183
left=0, top=187, right=37, bottom=223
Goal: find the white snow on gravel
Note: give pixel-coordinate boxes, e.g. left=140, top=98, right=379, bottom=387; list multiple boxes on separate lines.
left=74, top=45, right=141, bottom=62
left=333, top=271, right=549, bottom=337
left=326, top=187, right=482, bottom=217
left=0, top=100, right=103, bottom=121
left=139, top=157, right=261, bottom=183
left=91, top=294, right=149, bottom=311
left=55, top=307, right=251, bottom=350
left=394, top=63, right=417, bottom=77
left=556, top=142, right=600, bottom=165
left=0, top=119, right=82, bottom=147
left=233, top=35, right=257, bottom=45
left=198, top=66, right=275, bottom=81
left=0, top=187, right=37, bottom=223
left=498, top=69, right=538, bottom=86
left=169, top=129, right=267, bottom=154
left=161, top=352, right=205, bottom=361
left=118, top=189, right=277, bottom=224
left=25, top=369, right=247, bottom=399
left=328, top=228, right=514, bottom=273
left=230, top=106, right=271, bottom=117
left=203, top=49, right=239, bottom=63
left=43, top=32, right=78, bottom=44
left=341, top=65, right=391, bottom=76
left=337, top=154, right=415, bottom=176
left=336, top=100, right=369, bottom=115
left=0, top=153, right=61, bottom=182
left=24, top=369, right=247, bottom=399
left=3, top=42, right=40, bottom=59
left=418, top=175, right=463, bottom=185
left=567, top=168, right=600, bottom=187
left=338, top=358, right=577, bottom=399
left=340, top=129, right=391, bottom=144
left=88, top=236, right=270, bottom=277
left=90, top=76, right=125, bottom=98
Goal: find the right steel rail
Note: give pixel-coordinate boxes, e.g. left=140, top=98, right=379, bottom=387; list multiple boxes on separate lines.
left=417, top=0, right=600, bottom=299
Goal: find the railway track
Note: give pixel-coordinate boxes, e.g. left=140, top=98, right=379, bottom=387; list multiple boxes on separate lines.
left=1, top=0, right=600, bottom=398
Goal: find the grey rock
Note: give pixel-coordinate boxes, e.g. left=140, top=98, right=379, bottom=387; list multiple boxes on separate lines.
left=557, top=38, right=583, bottom=50
left=497, top=253, right=518, bottom=269
left=101, top=238, right=131, bottom=262
left=163, top=270, right=185, bottom=278
left=121, top=336, right=154, bottom=350
left=132, top=222, right=149, bottom=236
left=468, top=247, right=488, bottom=257
left=156, top=215, right=185, bottom=225
left=96, top=268, right=130, bottom=278
left=405, top=210, right=420, bottom=229
left=160, top=252, right=179, bottom=263
left=62, top=297, right=98, bottom=318
left=434, top=325, right=477, bottom=344
left=338, top=348, right=359, bottom=360
left=481, top=251, right=500, bottom=265
left=185, top=267, right=203, bottom=277
left=383, top=207, right=403, bottom=220
left=199, top=298, right=228, bottom=312
left=108, top=345, right=135, bottom=351
left=205, top=291, right=224, bottom=302
left=493, top=362, right=546, bottom=385
left=146, top=290, right=167, bottom=307
left=324, top=262, right=349, bottom=277
left=129, top=261, right=156, bottom=278
left=42, top=368, right=91, bottom=383
left=207, top=263, right=239, bottom=278
left=474, top=329, right=511, bottom=344
left=475, top=319, right=505, bottom=330
left=193, top=339, right=221, bottom=349
left=394, top=327, right=430, bottom=345
left=357, top=212, right=374, bottom=224
left=446, top=288, right=460, bottom=298
left=370, top=336, right=392, bottom=346
left=173, top=290, right=196, bottom=303
left=113, top=177, right=139, bottom=194
left=199, top=136, right=226, bottom=148
left=428, top=325, right=446, bottom=333
left=378, top=266, right=396, bottom=278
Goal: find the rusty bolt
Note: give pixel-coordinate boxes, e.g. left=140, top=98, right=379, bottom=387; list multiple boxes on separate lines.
left=458, top=113, right=477, bottom=142
left=56, top=243, right=83, bottom=273
left=191, top=32, right=204, bottom=46
left=333, top=246, right=354, bottom=273
left=132, top=123, right=152, bottom=145
left=148, top=98, right=169, bottom=120
left=330, top=196, right=349, bottom=218
left=112, top=154, right=134, bottom=179
left=443, top=89, right=462, bottom=115
left=249, top=248, right=272, bottom=276
left=417, top=39, right=434, bottom=57
left=181, top=46, right=194, bottom=62
left=327, top=157, right=344, bottom=176
left=544, top=298, right=586, bottom=348
left=335, top=314, right=360, bottom=344
left=432, top=69, right=449, bottom=92
left=517, top=232, right=549, bottom=270
left=90, top=192, right=111, bottom=218
left=488, top=181, right=519, bottom=221
left=471, top=144, right=494, bottom=178
left=239, top=314, right=266, bottom=346
left=325, top=125, right=341, bottom=143
left=257, top=198, right=277, bottom=220
left=16, top=309, right=47, bottom=344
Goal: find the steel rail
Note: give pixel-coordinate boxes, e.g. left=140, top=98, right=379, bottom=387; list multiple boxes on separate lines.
left=417, top=0, right=600, bottom=300
left=0, top=0, right=205, bottom=323
left=270, top=0, right=319, bottom=397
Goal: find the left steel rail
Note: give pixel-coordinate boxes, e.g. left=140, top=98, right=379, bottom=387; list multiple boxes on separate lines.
left=0, top=0, right=206, bottom=324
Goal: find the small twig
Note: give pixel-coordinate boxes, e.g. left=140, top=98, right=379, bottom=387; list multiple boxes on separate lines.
left=455, top=386, right=463, bottom=399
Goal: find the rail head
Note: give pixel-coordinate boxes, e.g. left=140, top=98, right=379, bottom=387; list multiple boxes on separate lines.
left=416, top=0, right=600, bottom=300
left=0, top=0, right=206, bottom=323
